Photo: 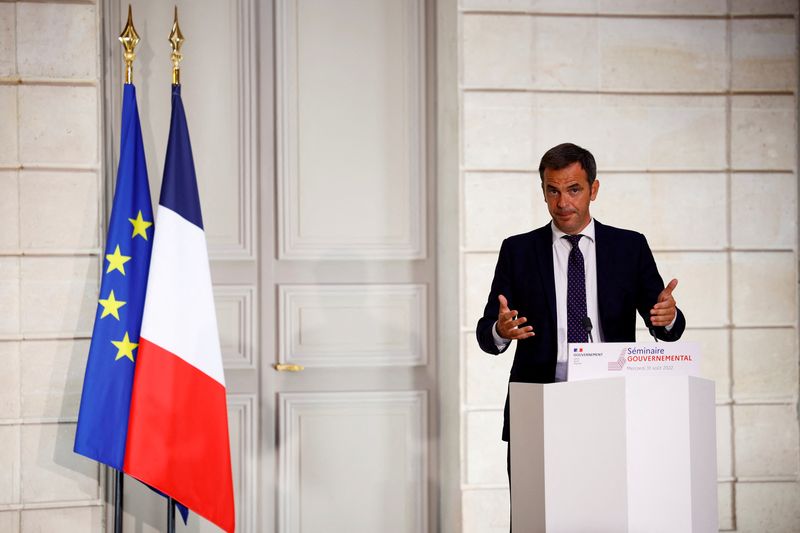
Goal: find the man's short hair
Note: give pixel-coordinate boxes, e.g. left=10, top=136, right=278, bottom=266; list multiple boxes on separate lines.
left=538, top=143, right=597, bottom=185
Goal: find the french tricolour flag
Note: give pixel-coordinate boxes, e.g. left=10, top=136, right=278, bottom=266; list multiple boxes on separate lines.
left=124, top=85, right=235, bottom=532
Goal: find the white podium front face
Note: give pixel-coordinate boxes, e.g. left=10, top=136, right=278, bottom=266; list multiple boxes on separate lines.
left=510, top=377, right=717, bottom=533
left=625, top=377, right=693, bottom=531
left=543, top=379, right=629, bottom=533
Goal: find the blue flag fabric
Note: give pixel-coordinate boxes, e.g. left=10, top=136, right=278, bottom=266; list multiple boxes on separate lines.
left=74, top=84, right=189, bottom=523
left=159, top=84, right=204, bottom=230
left=74, top=83, right=191, bottom=525
left=74, top=83, right=153, bottom=468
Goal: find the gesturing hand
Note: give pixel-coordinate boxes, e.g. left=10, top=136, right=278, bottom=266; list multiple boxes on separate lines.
left=650, top=278, right=678, bottom=327
left=496, top=294, right=535, bottom=340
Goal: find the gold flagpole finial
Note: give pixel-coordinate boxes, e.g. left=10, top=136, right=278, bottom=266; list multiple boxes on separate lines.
left=119, top=5, right=140, bottom=84
left=169, top=6, right=185, bottom=85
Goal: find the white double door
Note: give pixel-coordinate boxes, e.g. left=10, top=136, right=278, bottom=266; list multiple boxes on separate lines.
left=113, top=0, right=437, bottom=531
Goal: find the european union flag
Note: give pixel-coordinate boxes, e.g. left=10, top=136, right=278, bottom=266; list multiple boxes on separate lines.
left=74, top=83, right=153, bottom=468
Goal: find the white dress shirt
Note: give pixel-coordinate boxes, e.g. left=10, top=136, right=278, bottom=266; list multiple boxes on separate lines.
left=550, top=220, right=603, bottom=381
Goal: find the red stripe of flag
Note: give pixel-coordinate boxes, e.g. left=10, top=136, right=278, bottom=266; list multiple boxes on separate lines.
left=125, top=337, right=234, bottom=532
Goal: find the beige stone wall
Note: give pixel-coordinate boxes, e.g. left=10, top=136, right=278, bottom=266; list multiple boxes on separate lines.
left=0, top=1, right=104, bottom=531
left=459, top=1, right=799, bottom=532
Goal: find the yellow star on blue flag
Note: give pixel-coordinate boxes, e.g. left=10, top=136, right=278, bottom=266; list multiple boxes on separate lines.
left=129, top=210, right=153, bottom=240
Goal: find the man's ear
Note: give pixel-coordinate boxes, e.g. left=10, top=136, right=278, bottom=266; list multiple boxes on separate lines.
left=590, top=179, right=600, bottom=201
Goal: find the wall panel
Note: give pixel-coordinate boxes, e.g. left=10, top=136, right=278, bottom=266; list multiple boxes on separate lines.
left=279, top=284, right=428, bottom=367
left=279, top=391, right=428, bottom=533
left=277, top=0, right=426, bottom=260
left=215, top=286, right=257, bottom=370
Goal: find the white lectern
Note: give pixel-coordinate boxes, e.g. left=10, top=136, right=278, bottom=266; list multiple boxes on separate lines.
left=510, top=376, right=717, bottom=532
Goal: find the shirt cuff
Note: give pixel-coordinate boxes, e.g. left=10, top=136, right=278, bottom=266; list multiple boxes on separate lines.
left=492, top=321, right=511, bottom=351
left=664, top=313, right=677, bottom=332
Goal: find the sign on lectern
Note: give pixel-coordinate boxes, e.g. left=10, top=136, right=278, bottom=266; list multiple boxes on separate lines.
left=567, top=341, right=700, bottom=381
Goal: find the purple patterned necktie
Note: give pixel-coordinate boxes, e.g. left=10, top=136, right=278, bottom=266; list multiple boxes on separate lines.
left=565, top=234, right=588, bottom=343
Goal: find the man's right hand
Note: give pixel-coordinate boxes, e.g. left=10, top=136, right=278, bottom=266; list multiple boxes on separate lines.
left=496, top=294, right=535, bottom=340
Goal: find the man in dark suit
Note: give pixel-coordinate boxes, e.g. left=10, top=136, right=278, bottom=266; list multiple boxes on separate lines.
left=476, top=142, right=686, bottom=449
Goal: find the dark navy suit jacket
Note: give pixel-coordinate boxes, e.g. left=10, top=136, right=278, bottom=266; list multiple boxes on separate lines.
left=476, top=220, right=686, bottom=441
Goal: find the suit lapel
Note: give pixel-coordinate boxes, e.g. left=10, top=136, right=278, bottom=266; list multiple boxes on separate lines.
left=531, top=224, right=556, bottom=324
left=594, top=220, right=610, bottom=330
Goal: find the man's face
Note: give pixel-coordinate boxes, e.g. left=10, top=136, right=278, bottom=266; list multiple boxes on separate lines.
left=542, top=161, right=599, bottom=235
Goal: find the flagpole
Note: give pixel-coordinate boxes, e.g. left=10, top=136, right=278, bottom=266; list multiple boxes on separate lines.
left=167, top=497, right=176, bottom=533
left=169, top=6, right=184, bottom=86
left=113, top=6, right=140, bottom=532
left=164, top=11, right=184, bottom=533
left=114, top=470, right=124, bottom=533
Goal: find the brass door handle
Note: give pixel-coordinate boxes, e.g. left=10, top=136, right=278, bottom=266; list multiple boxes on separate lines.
left=274, top=363, right=305, bottom=372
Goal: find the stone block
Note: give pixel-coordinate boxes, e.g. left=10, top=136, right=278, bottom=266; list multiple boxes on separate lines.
left=0, top=171, right=19, bottom=249
left=0, top=511, right=19, bottom=533
left=460, top=0, right=728, bottom=15
left=0, top=341, right=20, bottom=420
left=0, top=425, right=19, bottom=504
left=0, top=257, right=20, bottom=335
left=716, top=404, right=732, bottom=478
left=591, top=173, right=726, bottom=250
left=731, top=95, right=796, bottom=171
left=464, top=92, right=727, bottom=171
left=731, top=251, right=796, bottom=327
left=685, top=328, right=729, bottom=400
left=733, top=328, right=798, bottom=401
left=463, top=92, right=537, bottom=170
left=589, top=94, right=726, bottom=171
left=21, top=506, right=101, bottom=533
left=466, top=410, right=508, bottom=485
left=462, top=14, right=533, bottom=88
left=531, top=16, right=599, bottom=90
left=18, top=85, right=98, bottom=165
left=599, top=18, right=726, bottom=92
left=718, top=482, right=733, bottom=531
left=731, top=173, right=796, bottom=249
left=0, top=3, right=15, bottom=77
left=599, top=0, right=726, bottom=14
left=462, top=488, right=510, bottom=533
left=0, top=86, right=17, bottom=165
left=463, top=172, right=544, bottom=250
left=734, top=404, right=799, bottom=478
left=732, top=19, right=797, bottom=92
left=16, top=2, right=97, bottom=79
left=460, top=0, right=592, bottom=13
left=17, top=2, right=99, bottom=79
left=533, top=94, right=726, bottom=171
left=19, top=170, right=99, bottom=250
left=464, top=252, right=500, bottom=329
left=731, top=0, right=799, bottom=15
left=465, top=333, right=513, bottom=407
left=20, top=256, right=98, bottom=336
left=20, top=423, right=99, bottom=503
left=735, top=481, right=800, bottom=532
left=465, top=13, right=605, bottom=90
left=652, top=251, right=728, bottom=328
left=21, top=340, right=89, bottom=420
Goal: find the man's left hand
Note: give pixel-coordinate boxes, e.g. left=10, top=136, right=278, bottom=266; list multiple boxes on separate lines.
left=650, top=278, right=678, bottom=327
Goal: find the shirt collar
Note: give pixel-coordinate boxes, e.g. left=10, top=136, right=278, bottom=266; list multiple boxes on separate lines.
left=550, top=218, right=596, bottom=246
